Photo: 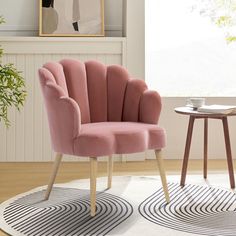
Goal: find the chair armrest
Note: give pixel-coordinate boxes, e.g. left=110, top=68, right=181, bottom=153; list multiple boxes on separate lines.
left=39, top=68, right=81, bottom=155
left=139, top=90, right=162, bottom=124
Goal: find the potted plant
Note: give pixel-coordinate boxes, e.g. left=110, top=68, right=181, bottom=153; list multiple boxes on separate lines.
left=0, top=16, right=26, bottom=127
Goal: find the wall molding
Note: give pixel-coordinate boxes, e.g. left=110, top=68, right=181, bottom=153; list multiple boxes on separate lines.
left=0, top=25, right=123, bottom=32
left=0, top=37, right=126, bottom=56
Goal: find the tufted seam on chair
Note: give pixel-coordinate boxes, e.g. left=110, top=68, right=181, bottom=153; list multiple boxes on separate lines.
left=44, top=83, right=66, bottom=100
left=60, top=59, right=91, bottom=124
left=107, top=64, right=130, bottom=122
left=137, top=87, right=148, bottom=124
left=60, top=97, right=81, bottom=140
left=123, top=79, right=148, bottom=122
left=85, top=60, right=108, bottom=123
left=139, top=90, right=162, bottom=124
left=39, top=68, right=66, bottom=97
left=43, top=62, right=69, bottom=97
left=120, top=78, right=130, bottom=122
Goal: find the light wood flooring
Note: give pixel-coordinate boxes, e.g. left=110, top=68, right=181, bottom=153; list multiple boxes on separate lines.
left=0, top=159, right=232, bottom=236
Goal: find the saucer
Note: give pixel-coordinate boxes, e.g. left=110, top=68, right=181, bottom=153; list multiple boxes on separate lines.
left=185, top=104, right=199, bottom=110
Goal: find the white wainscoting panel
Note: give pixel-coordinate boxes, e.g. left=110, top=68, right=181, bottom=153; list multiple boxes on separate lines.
left=0, top=37, right=127, bottom=162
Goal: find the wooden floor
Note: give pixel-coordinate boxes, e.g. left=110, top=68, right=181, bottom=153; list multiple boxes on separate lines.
left=0, top=159, right=232, bottom=236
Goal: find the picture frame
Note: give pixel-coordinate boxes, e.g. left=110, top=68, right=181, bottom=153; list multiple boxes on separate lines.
left=39, top=0, right=105, bottom=36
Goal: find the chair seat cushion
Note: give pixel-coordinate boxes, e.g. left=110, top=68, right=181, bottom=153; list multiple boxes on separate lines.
left=74, top=122, right=166, bottom=157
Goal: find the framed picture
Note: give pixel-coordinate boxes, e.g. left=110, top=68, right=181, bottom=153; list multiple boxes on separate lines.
left=39, top=0, right=104, bottom=36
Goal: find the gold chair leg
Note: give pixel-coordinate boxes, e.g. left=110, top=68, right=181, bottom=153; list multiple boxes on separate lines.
left=90, top=157, right=98, bottom=216
left=107, top=155, right=113, bottom=189
left=44, top=153, right=63, bottom=200
left=155, top=150, right=170, bottom=203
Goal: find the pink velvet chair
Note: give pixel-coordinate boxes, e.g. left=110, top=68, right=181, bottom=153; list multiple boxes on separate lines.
left=38, top=59, right=170, bottom=216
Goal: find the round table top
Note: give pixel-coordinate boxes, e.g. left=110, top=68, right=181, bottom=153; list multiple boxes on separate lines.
left=175, top=106, right=236, bottom=118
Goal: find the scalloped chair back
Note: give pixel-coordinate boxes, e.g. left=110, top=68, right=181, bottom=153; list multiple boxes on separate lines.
left=38, top=59, right=170, bottom=216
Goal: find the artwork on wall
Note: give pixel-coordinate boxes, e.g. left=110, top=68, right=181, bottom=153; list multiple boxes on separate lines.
left=39, top=0, right=104, bottom=36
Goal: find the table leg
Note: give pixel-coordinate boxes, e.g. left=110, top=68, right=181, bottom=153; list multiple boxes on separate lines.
left=222, top=117, right=235, bottom=189
left=180, top=116, right=195, bottom=186
left=204, top=118, right=208, bottom=179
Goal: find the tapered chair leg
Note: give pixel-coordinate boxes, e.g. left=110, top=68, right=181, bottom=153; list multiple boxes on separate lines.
left=90, top=157, right=98, bottom=217
left=155, top=150, right=170, bottom=203
left=107, top=155, right=113, bottom=189
left=44, top=153, right=63, bottom=200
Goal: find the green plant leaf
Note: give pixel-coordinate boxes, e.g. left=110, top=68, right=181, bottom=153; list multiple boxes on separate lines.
left=0, top=62, right=27, bottom=127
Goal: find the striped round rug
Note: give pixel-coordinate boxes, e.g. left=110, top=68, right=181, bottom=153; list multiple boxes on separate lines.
left=1, top=187, right=133, bottom=236
left=139, top=182, right=236, bottom=236
left=1, top=176, right=236, bottom=236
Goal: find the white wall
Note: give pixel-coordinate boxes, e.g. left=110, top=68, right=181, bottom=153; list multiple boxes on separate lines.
left=124, top=0, right=145, bottom=79
left=0, top=0, right=123, bottom=36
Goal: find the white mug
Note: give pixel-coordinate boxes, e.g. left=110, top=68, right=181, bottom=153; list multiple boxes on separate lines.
left=187, top=97, right=205, bottom=108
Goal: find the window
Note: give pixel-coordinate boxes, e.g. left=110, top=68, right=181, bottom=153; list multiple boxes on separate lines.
left=145, top=0, right=236, bottom=96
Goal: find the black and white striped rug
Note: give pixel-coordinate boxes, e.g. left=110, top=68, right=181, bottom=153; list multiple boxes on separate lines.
left=139, top=182, right=236, bottom=236
left=1, top=187, right=133, bottom=236
left=1, top=175, right=236, bottom=236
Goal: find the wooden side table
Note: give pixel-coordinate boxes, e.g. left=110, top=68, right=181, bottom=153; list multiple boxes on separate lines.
left=175, top=106, right=236, bottom=189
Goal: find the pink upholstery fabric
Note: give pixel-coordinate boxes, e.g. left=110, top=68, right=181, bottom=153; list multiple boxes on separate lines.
left=123, top=79, right=147, bottom=122
left=43, top=62, right=69, bottom=97
left=38, top=68, right=81, bottom=155
left=86, top=61, right=107, bottom=122
left=38, top=59, right=165, bottom=157
left=74, top=122, right=166, bottom=157
left=60, top=59, right=90, bottom=124
left=140, top=90, right=162, bottom=124
left=107, top=65, right=129, bottom=121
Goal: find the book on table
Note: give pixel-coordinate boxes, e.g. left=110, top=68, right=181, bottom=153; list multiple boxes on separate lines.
left=197, top=105, right=236, bottom=114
